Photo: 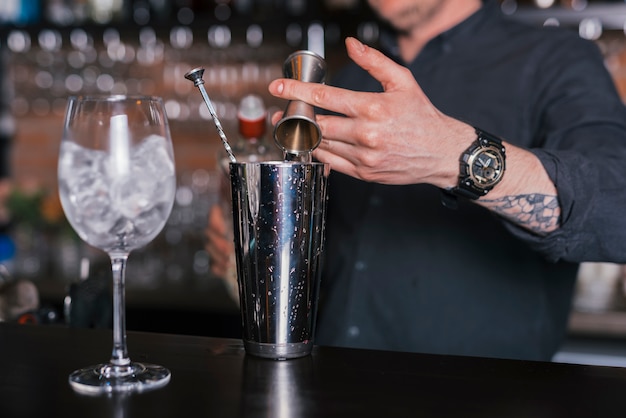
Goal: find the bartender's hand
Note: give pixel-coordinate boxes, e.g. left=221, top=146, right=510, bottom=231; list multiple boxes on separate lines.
left=268, top=37, right=561, bottom=235
left=269, top=36, right=466, bottom=190
left=204, top=204, right=233, bottom=278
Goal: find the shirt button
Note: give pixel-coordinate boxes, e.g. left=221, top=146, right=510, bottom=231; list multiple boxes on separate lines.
left=347, top=326, right=360, bottom=338
left=354, top=261, right=367, bottom=271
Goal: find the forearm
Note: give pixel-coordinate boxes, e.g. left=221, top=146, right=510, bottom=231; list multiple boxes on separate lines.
left=433, top=122, right=561, bottom=236
left=477, top=143, right=561, bottom=236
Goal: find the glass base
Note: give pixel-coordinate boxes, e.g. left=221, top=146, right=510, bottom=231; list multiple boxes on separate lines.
left=69, top=362, right=171, bottom=395
left=244, top=340, right=313, bottom=360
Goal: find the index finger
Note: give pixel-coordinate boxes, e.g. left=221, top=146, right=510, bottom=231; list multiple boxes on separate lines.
left=268, top=77, right=363, bottom=118
left=268, top=37, right=418, bottom=116
left=343, top=37, right=414, bottom=93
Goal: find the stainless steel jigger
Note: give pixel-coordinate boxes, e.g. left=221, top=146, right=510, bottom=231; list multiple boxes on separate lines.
left=273, top=50, right=327, bottom=156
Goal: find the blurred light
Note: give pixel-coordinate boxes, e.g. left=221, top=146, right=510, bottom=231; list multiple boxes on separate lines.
left=90, top=0, right=122, bottom=24
left=103, top=28, right=120, bottom=46
left=500, top=0, right=517, bottom=15
left=96, top=73, right=115, bottom=91
left=534, top=0, right=555, bottom=8
left=82, top=66, right=100, bottom=85
left=67, top=51, right=86, bottom=68
left=170, top=26, right=193, bottom=49
left=107, top=42, right=125, bottom=61
left=569, top=0, right=587, bottom=12
left=140, top=27, right=157, bottom=45
left=223, top=102, right=237, bottom=121
left=70, top=29, right=91, bottom=50
left=543, top=17, right=560, bottom=27
left=137, top=45, right=161, bottom=65
left=38, top=29, right=62, bottom=51
left=579, top=17, right=602, bottom=40
left=193, top=250, right=210, bottom=275
left=7, top=30, right=31, bottom=53
left=34, top=71, right=54, bottom=89
left=218, top=65, right=238, bottom=92
left=176, top=186, right=193, bottom=206
left=65, top=74, right=84, bottom=93
left=208, top=25, right=231, bottom=48
left=165, top=100, right=181, bottom=120
left=358, top=22, right=379, bottom=44
left=308, top=23, right=325, bottom=58
left=191, top=169, right=211, bottom=192
left=241, top=62, right=260, bottom=83
left=246, top=24, right=263, bottom=47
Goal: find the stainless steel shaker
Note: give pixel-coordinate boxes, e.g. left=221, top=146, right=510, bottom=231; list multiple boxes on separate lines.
left=230, top=161, right=329, bottom=359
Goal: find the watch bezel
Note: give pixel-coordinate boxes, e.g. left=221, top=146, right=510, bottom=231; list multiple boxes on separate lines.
left=454, top=128, right=506, bottom=200
left=465, top=143, right=506, bottom=188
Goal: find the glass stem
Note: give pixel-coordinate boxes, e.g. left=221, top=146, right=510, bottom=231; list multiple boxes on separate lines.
left=110, top=254, right=131, bottom=367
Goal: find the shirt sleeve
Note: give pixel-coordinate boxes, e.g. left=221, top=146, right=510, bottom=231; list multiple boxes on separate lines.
left=500, top=34, right=626, bottom=264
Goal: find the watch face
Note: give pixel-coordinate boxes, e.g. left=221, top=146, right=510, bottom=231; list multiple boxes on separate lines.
left=467, top=145, right=505, bottom=187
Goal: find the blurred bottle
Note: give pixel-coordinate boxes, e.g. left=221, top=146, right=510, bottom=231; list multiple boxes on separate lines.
left=218, top=94, right=282, bottom=191
left=234, top=94, right=280, bottom=163
left=217, top=94, right=281, bottom=303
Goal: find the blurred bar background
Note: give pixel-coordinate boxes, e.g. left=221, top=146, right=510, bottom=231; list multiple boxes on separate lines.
left=2, top=0, right=626, bottom=343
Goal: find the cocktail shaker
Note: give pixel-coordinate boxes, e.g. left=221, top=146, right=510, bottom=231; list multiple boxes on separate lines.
left=230, top=161, right=329, bottom=359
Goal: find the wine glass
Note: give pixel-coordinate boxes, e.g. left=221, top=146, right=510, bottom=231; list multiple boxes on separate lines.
left=58, top=95, right=176, bottom=394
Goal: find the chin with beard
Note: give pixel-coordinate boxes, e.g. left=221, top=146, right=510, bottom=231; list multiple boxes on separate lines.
left=371, top=1, right=447, bottom=37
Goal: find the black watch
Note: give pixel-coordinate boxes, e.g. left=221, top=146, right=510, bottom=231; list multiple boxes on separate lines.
left=451, top=128, right=506, bottom=200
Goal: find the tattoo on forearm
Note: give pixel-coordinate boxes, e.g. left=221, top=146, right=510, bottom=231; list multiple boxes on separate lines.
left=481, top=194, right=561, bottom=235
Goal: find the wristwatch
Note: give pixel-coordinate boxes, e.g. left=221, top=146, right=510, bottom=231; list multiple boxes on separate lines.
left=450, top=128, right=506, bottom=200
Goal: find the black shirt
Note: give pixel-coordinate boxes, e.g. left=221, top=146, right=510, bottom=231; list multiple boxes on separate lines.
left=315, top=0, right=626, bottom=360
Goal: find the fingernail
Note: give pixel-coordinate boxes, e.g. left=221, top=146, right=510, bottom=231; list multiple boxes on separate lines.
left=348, top=37, right=365, bottom=53
left=275, top=80, right=284, bottom=94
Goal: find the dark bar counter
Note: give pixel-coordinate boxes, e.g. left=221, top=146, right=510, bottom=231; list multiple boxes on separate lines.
left=2, top=323, right=626, bottom=417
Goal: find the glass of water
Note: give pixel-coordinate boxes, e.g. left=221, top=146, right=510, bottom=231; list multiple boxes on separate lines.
left=58, top=96, right=176, bottom=394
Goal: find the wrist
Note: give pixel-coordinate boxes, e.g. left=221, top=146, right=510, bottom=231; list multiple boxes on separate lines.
left=432, top=122, right=476, bottom=190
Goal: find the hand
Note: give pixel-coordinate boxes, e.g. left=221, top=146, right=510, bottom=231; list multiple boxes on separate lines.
left=269, top=37, right=561, bottom=235
left=268, top=37, right=472, bottom=189
left=204, top=204, right=234, bottom=278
